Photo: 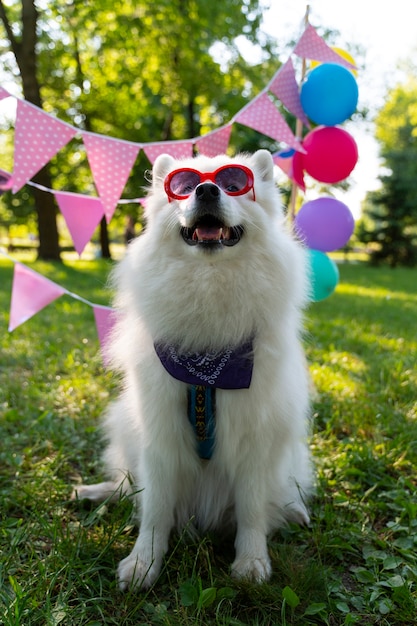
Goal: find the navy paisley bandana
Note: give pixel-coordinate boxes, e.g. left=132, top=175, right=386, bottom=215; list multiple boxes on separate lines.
left=154, top=339, right=254, bottom=389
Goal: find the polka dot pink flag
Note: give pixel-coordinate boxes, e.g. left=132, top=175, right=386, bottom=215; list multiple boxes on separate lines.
left=268, top=58, right=310, bottom=128
left=9, top=263, right=66, bottom=331
left=235, top=92, right=303, bottom=152
left=55, top=191, right=105, bottom=256
left=293, top=24, right=356, bottom=69
left=195, top=125, right=232, bottom=157
left=12, top=100, right=77, bottom=194
left=82, top=132, right=141, bottom=223
left=273, top=152, right=293, bottom=177
left=143, top=140, right=194, bottom=164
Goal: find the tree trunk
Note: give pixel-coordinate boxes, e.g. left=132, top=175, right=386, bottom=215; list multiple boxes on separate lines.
left=99, top=217, right=111, bottom=258
left=0, top=0, right=61, bottom=260
left=187, top=97, right=197, bottom=139
left=32, top=168, right=61, bottom=260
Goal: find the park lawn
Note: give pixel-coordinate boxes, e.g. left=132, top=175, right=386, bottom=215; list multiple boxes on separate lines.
left=0, top=255, right=416, bottom=625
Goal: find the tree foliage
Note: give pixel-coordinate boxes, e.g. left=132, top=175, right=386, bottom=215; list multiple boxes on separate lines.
left=0, top=0, right=61, bottom=259
left=358, top=77, right=417, bottom=266
left=40, top=0, right=276, bottom=140
left=0, top=0, right=284, bottom=256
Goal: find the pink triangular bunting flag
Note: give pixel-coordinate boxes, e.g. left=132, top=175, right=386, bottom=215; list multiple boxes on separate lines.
left=235, top=92, right=302, bottom=151
left=143, top=141, right=194, bottom=164
left=55, top=191, right=104, bottom=256
left=195, top=125, right=232, bottom=157
left=93, top=305, right=116, bottom=366
left=0, top=86, right=11, bottom=101
left=9, top=263, right=66, bottom=331
left=83, top=132, right=140, bottom=223
left=294, top=24, right=356, bottom=69
left=12, top=100, right=77, bottom=193
left=269, top=59, right=310, bottom=127
left=273, top=150, right=294, bottom=177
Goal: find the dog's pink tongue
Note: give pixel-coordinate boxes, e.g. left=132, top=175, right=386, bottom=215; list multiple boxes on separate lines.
left=195, top=227, right=222, bottom=241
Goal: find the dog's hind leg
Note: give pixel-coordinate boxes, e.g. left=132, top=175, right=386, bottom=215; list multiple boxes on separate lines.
left=71, top=477, right=130, bottom=503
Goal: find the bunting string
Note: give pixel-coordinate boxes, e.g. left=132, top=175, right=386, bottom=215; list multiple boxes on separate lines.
left=1, top=22, right=357, bottom=354
left=0, top=23, right=352, bottom=192
left=19, top=177, right=146, bottom=205
left=22, top=177, right=145, bottom=205
left=0, top=23, right=350, bottom=256
left=0, top=23, right=356, bottom=257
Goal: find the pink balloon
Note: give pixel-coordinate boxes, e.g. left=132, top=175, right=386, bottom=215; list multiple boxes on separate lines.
left=302, top=126, right=358, bottom=183
left=295, top=197, right=355, bottom=251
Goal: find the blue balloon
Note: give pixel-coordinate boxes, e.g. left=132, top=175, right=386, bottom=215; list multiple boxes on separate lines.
left=307, top=249, right=339, bottom=302
left=300, top=63, right=359, bottom=126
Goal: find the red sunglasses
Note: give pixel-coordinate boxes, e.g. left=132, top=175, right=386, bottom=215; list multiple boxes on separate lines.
left=164, top=164, right=255, bottom=202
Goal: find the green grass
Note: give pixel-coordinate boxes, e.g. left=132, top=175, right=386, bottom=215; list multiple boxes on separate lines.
left=1, top=256, right=416, bottom=625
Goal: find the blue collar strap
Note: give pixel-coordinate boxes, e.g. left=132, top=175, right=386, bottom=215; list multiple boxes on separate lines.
left=187, top=385, right=216, bottom=460
left=155, top=340, right=254, bottom=460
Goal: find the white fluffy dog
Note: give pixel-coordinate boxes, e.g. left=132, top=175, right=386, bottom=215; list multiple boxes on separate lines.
left=74, top=149, right=313, bottom=590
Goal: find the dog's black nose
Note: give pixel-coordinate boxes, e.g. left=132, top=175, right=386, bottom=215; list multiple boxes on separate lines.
left=195, top=182, right=220, bottom=201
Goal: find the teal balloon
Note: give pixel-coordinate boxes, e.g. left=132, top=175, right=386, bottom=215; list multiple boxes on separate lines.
left=307, top=249, right=339, bottom=302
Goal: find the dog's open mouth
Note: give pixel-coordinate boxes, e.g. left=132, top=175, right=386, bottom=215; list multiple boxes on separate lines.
left=181, top=216, right=244, bottom=248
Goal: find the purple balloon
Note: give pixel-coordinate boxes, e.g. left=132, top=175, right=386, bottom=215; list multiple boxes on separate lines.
left=295, top=197, right=354, bottom=252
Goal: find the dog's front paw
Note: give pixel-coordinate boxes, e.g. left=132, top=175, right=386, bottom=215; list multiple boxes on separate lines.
left=118, top=553, right=160, bottom=591
left=231, top=554, right=272, bottom=583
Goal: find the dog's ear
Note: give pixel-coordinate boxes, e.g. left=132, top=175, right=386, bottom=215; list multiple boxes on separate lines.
left=250, top=149, right=274, bottom=182
left=152, top=154, right=176, bottom=188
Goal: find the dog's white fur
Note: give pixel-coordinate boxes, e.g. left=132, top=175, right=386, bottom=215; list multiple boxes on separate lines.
left=74, top=149, right=313, bottom=590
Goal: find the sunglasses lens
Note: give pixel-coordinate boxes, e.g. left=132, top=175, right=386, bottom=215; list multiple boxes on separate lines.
left=215, top=167, right=249, bottom=193
left=168, top=171, right=201, bottom=197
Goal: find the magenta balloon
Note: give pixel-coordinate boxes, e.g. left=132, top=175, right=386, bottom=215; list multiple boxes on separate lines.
left=302, top=126, right=358, bottom=183
left=295, top=197, right=355, bottom=252
left=291, top=150, right=306, bottom=191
